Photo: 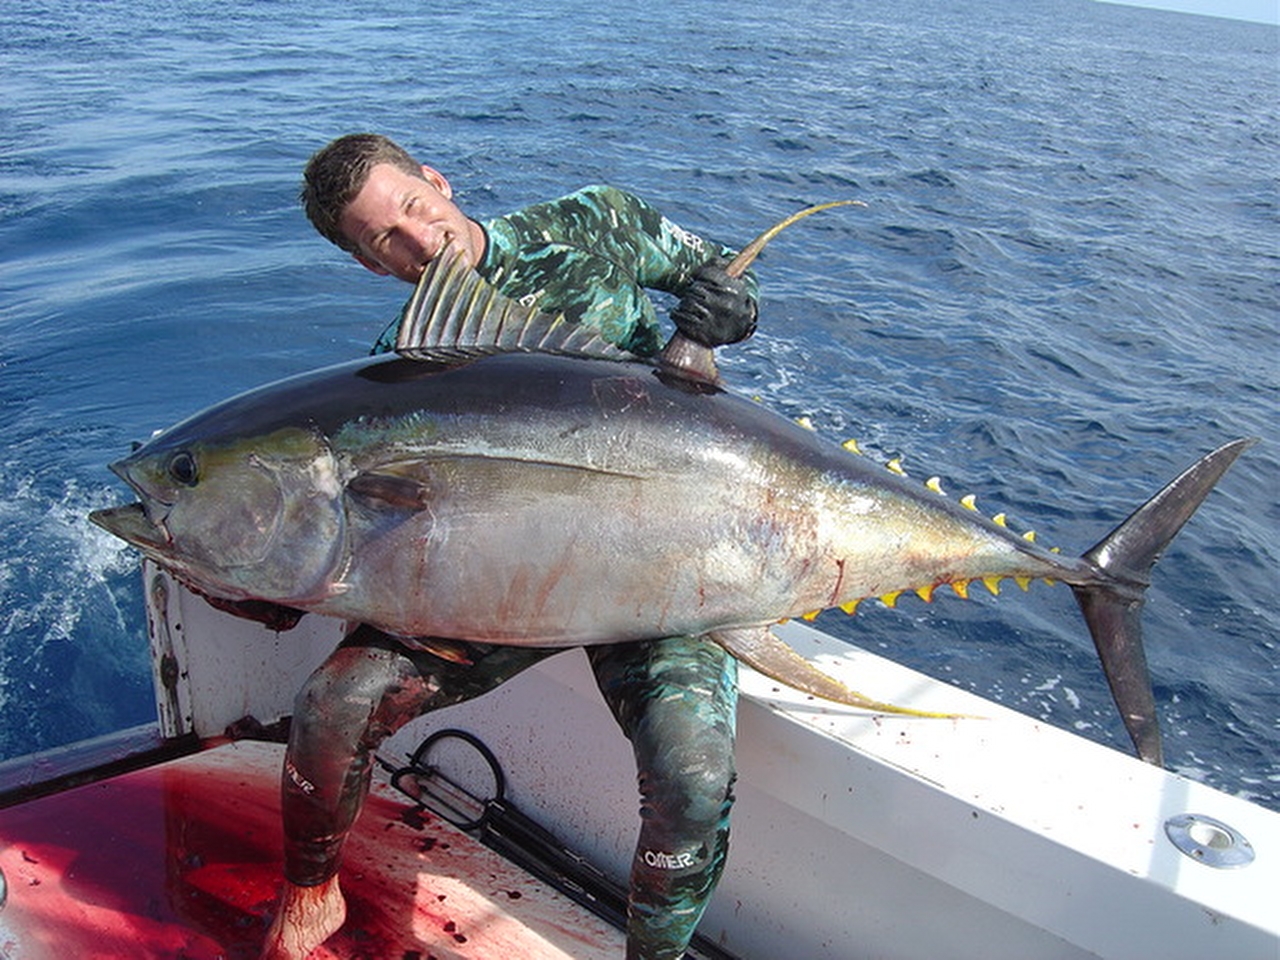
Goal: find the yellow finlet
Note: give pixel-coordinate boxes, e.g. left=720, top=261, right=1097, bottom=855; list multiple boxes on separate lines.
left=951, top=580, right=970, bottom=600
left=796, top=416, right=816, bottom=432
left=801, top=609, right=821, bottom=621
left=1015, top=576, right=1032, bottom=591
left=915, top=584, right=936, bottom=603
left=840, top=599, right=861, bottom=615
left=992, top=512, right=1008, bottom=527
left=926, top=476, right=945, bottom=495
left=960, top=494, right=978, bottom=511
left=886, top=458, right=907, bottom=476
left=982, top=576, right=1002, bottom=596
left=841, top=438, right=863, bottom=455
left=1022, top=530, right=1037, bottom=542
left=880, top=591, right=902, bottom=608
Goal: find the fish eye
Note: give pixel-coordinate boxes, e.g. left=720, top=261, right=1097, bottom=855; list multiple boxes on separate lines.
left=167, top=451, right=198, bottom=487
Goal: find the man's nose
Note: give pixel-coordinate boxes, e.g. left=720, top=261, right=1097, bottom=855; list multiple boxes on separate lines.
left=393, top=223, right=424, bottom=255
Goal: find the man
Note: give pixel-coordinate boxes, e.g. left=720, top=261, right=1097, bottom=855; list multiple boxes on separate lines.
left=262, top=133, right=758, bottom=960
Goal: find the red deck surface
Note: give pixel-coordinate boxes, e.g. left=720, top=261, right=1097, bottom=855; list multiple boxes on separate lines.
left=0, top=740, right=623, bottom=959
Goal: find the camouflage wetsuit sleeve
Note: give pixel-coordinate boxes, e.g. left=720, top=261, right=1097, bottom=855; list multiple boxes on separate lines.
left=477, top=184, right=757, bottom=356
left=372, top=185, right=757, bottom=357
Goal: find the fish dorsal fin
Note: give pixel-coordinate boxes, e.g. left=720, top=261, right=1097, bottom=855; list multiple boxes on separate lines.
left=396, top=244, right=629, bottom=361
left=657, top=332, right=721, bottom=384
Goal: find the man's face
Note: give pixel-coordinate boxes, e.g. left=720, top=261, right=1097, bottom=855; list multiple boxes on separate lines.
left=338, top=163, right=482, bottom=282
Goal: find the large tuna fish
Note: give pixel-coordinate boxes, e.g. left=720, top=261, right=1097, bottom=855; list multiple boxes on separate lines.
left=91, top=250, right=1252, bottom=767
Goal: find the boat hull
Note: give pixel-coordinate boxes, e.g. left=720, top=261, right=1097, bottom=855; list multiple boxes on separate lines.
left=2, top=568, right=1275, bottom=959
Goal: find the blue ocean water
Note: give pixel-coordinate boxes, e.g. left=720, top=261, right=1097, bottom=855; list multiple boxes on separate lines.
left=1, top=0, right=1276, bottom=809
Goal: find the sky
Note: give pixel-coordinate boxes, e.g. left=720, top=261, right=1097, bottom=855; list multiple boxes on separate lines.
left=1100, top=0, right=1280, bottom=24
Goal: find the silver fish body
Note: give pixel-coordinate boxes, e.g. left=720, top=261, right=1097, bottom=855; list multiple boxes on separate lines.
left=97, top=351, right=1087, bottom=646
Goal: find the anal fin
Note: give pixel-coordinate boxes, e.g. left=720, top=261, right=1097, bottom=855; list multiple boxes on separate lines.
left=710, top=626, right=964, bottom=719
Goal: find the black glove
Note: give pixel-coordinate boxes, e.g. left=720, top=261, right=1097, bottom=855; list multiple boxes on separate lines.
left=670, top=259, right=758, bottom=347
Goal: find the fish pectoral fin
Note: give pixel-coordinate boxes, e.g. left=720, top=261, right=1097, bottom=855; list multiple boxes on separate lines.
left=710, top=626, right=965, bottom=719
left=347, top=470, right=432, bottom=510
left=195, top=593, right=307, bottom=632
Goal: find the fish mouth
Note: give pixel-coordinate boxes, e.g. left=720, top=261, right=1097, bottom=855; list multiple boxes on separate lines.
left=89, top=502, right=173, bottom=556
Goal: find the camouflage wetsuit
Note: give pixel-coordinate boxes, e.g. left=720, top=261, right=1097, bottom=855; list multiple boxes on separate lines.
left=287, top=186, right=753, bottom=960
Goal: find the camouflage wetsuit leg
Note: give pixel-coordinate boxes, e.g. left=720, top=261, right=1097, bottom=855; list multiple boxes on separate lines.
left=283, top=627, right=737, bottom=960
left=282, top=625, right=561, bottom=886
left=589, top=637, right=739, bottom=960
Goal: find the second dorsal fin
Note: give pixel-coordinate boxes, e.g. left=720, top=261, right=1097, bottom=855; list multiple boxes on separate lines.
left=395, top=244, right=630, bottom=361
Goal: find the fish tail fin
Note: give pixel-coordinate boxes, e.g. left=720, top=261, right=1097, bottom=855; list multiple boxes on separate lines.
left=1072, top=437, right=1255, bottom=767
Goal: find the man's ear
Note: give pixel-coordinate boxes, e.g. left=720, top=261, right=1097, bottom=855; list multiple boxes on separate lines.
left=353, top=253, right=390, bottom=276
left=420, top=164, right=452, bottom=199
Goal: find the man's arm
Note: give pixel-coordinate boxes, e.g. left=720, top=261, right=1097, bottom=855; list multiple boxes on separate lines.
left=584, top=186, right=758, bottom=347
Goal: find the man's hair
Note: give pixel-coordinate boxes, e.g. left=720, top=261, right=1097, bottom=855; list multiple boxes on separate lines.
left=300, top=133, right=423, bottom=252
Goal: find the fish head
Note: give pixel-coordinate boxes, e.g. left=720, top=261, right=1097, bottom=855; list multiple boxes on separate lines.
left=91, top=422, right=347, bottom=606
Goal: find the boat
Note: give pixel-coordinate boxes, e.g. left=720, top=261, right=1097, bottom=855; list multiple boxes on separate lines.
left=0, top=559, right=1275, bottom=959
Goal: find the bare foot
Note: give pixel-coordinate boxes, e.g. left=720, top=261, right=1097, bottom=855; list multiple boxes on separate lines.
left=260, top=876, right=346, bottom=960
